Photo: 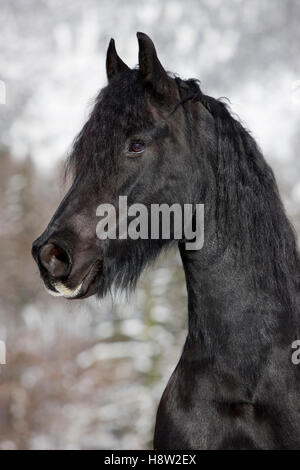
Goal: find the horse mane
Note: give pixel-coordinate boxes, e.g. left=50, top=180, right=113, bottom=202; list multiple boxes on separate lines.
left=180, top=78, right=299, bottom=308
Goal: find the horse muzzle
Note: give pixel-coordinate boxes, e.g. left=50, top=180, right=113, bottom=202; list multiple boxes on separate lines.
left=32, top=237, right=103, bottom=299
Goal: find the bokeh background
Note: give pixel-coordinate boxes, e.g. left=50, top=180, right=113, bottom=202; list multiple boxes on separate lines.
left=0, top=0, right=299, bottom=450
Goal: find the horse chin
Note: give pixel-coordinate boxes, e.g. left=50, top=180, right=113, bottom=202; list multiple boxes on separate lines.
left=44, top=259, right=102, bottom=300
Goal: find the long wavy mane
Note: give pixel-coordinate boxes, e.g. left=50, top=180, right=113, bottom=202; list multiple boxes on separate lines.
left=183, top=78, right=299, bottom=308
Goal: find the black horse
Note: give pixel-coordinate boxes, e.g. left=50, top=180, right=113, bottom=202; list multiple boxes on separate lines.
left=32, top=33, right=300, bottom=449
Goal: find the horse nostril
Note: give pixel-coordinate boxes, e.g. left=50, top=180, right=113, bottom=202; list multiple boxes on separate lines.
left=39, top=243, right=71, bottom=278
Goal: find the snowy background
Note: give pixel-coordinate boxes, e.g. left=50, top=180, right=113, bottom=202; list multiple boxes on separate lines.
left=0, top=0, right=299, bottom=449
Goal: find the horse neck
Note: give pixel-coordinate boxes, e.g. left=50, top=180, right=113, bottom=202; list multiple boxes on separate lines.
left=176, top=96, right=300, bottom=362
left=179, top=205, right=299, bottom=365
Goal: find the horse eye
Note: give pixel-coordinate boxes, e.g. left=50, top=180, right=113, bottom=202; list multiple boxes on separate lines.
left=128, top=141, right=145, bottom=154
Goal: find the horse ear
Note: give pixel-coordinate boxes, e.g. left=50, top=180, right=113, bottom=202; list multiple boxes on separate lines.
left=106, top=38, right=130, bottom=81
left=137, top=32, right=169, bottom=95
